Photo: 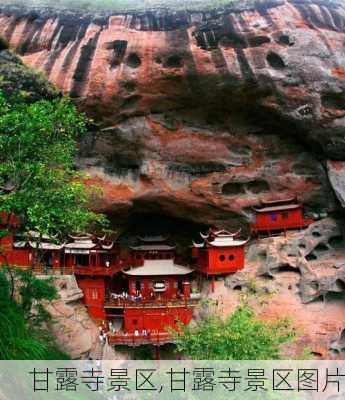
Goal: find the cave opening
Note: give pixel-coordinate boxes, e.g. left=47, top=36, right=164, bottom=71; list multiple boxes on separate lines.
left=325, top=291, right=345, bottom=301
left=245, top=180, right=270, bottom=194
left=329, top=235, right=344, bottom=248
left=115, top=211, right=208, bottom=259
left=222, top=182, right=246, bottom=195
left=306, top=253, right=318, bottom=261
left=126, top=53, right=141, bottom=68
left=276, top=265, right=301, bottom=274
left=314, top=243, right=329, bottom=252
left=266, top=51, right=286, bottom=69
left=335, top=279, right=345, bottom=292
left=311, top=231, right=322, bottom=238
left=247, top=36, right=271, bottom=47
left=278, top=34, right=294, bottom=46
left=164, top=54, right=184, bottom=68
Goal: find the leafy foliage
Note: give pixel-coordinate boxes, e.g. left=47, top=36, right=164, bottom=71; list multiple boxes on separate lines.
left=0, top=91, right=107, bottom=239
left=0, top=268, right=68, bottom=359
left=174, top=303, right=295, bottom=359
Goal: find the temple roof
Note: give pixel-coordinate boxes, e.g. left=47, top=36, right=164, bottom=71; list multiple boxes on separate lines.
left=65, top=239, right=96, bottom=249
left=13, top=231, right=64, bottom=250
left=123, top=259, right=193, bottom=276
left=261, top=196, right=297, bottom=206
left=28, top=241, right=64, bottom=250
left=193, top=227, right=248, bottom=248
left=206, top=237, right=249, bottom=247
left=130, top=245, right=175, bottom=251
left=65, top=237, right=114, bottom=251
left=138, top=235, right=169, bottom=242
left=254, top=204, right=301, bottom=213
left=69, top=233, right=92, bottom=240
left=13, top=241, right=27, bottom=249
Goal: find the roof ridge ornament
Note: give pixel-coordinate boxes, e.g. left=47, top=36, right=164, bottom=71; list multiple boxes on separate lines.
left=213, top=228, right=241, bottom=237
left=69, top=233, right=92, bottom=240
left=192, top=241, right=205, bottom=248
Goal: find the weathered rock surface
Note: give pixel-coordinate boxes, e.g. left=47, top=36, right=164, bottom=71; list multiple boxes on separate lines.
left=222, top=218, right=345, bottom=358
left=44, top=275, right=99, bottom=359
left=328, top=161, right=345, bottom=208
left=0, top=0, right=344, bottom=227
left=242, top=217, right=345, bottom=302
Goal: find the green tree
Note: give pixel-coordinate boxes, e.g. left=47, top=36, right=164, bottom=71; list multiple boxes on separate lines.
left=174, top=303, right=295, bottom=359
left=0, top=91, right=106, bottom=240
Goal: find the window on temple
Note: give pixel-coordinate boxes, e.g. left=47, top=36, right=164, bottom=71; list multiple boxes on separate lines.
left=136, top=280, right=141, bottom=292
left=282, top=211, right=289, bottom=219
left=270, top=212, right=277, bottom=221
left=153, top=281, right=166, bottom=292
left=219, top=255, right=225, bottom=261
left=136, top=254, right=142, bottom=260
left=133, top=319, right=138, bottom=326
left=229, top=254, right=235, bottom=261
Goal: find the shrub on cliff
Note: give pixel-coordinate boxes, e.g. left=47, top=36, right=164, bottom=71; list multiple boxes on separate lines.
left=0, top=50, right=58, bottom=102
left=0, top=268, right=67, bottom=359
left=174, top=302, right=295, bottom=359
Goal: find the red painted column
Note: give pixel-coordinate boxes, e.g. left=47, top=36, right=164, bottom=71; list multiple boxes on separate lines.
left=211, top=276, right=215, bottom=293
left=183, top=281, right=191, bottom=298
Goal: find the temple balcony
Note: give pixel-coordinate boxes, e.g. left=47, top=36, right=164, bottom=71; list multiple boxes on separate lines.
left=73, top=264, right=123, bottom=276
left=107, top=331, right=173, bottom=346
left=104, top=295, right=200, bottom=310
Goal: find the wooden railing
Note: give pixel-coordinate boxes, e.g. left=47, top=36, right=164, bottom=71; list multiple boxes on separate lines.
left=73, top=264, right=122, bottom=276
left=31, top=265, right=73, bottom=275
left=104, top=296, right=200, bottom=309
left=108, top=331, right=173, bottom=346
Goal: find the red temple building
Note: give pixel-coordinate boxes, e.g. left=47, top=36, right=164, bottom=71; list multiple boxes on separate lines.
left=105, top=236, right=198, bottom=347
left=192, top=229, right=248, bottom=281
left=251, top=197, right=313, bottom=236
left=0, top=212, right=64, bottom=270
left=66, top=235, right=120, bottom=319
left=0, top=215, right=200, bottom=349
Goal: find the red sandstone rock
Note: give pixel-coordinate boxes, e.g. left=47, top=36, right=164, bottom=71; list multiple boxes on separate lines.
left=0, top=0, right=343, bottom=226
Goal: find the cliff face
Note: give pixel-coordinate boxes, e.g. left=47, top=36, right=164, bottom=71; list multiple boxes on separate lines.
left=1, top=0, right=344, bottom=228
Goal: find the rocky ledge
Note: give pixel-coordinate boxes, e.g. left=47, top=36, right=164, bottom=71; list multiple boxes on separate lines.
left=43, top=276, right=99, bottom=359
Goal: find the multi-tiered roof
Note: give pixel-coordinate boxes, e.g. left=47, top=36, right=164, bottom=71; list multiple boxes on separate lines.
left=193, top=228, right=249, bottom=248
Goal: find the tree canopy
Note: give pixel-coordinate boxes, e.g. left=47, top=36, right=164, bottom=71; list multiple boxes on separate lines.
left=0, top=91, right=106, bottom=239
left=174, top=303, right=295, bottom=359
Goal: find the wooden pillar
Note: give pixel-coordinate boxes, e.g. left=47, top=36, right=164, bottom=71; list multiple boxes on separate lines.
left=211, top=276, right=215, bottom=293
left=155, top=346, right=160, bottom=360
